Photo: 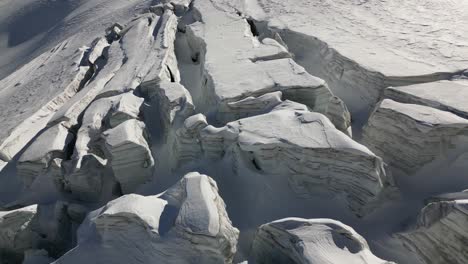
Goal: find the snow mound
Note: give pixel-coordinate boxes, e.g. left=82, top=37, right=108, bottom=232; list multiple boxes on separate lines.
left=54, top=172, right=239, bottom=264
left=252, top=217, right=394, bottom=264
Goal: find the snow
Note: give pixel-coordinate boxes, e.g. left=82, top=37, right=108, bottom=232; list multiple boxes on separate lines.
left=236, top=0, right=468, bottom=117
left=252, top=217, right=394, bottom=264
left=188, top=109, right=394, bottom=217
left=253, top=0, right=468, bottom=77
left=54, top=172, right=239, bottom=264
left=0, top=0, right=154, bottom=79
left=363, top=99, right=468, bottom=174
left=385, top=80, right=468, bottom=119
left=0, top=0, right=156, bottom=169
left=396, top=199, right=468, bottom=264
left=179, top=0, right=350, bottom=131
left=0, top=0, right=467, bottom=263
left=103, top=119, right=154, bottom=194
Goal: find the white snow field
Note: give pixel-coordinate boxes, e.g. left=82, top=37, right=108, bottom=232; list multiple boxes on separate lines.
left=0, top=0, right=467, bottom=263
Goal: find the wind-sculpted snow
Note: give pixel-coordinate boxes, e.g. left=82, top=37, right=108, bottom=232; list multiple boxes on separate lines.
left=252, top=218, right=394, bottom=264
left=54, top=172, right=239, bottom=264
left=48, top=37, right=125, bottom=129
left=97, top=11, right=179, bottom=98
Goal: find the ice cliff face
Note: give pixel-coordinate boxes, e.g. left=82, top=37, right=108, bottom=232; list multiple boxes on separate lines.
left=172, top=109, right=393, bottom=216
left=396, top=197, right=468, bottom=264
left=176, top=0, right=351, bottom=134
left=241, top=0, right=468, bottom=118
left=0, top=0, right=467, bottom=263
left=363, top=99, right=468, bottom=174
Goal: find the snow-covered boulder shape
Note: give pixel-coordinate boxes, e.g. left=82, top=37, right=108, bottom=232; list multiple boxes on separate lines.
left=102, top=119, right=154, bottom=194
left=396, top=199, right=468, bottom=264
left=362, top=99, right=468, bottom=174
left=73, top=92, right=143, bottom=162
left=172, top=114, right=208, bottom=167
left=17, top=123, right=74, bottom=188
left=252, top=218, right=394, bottom=264
left=55, top=172, right=239, bottom=264
left=178, top=0, right=350, bottom=132
left=107, top=92, right=145, bottom=129
left=200, top=110, right=392, bottom=216
left=0, top=205, right=39, bottom=261
left=384, top=80, right=468, bottom=120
